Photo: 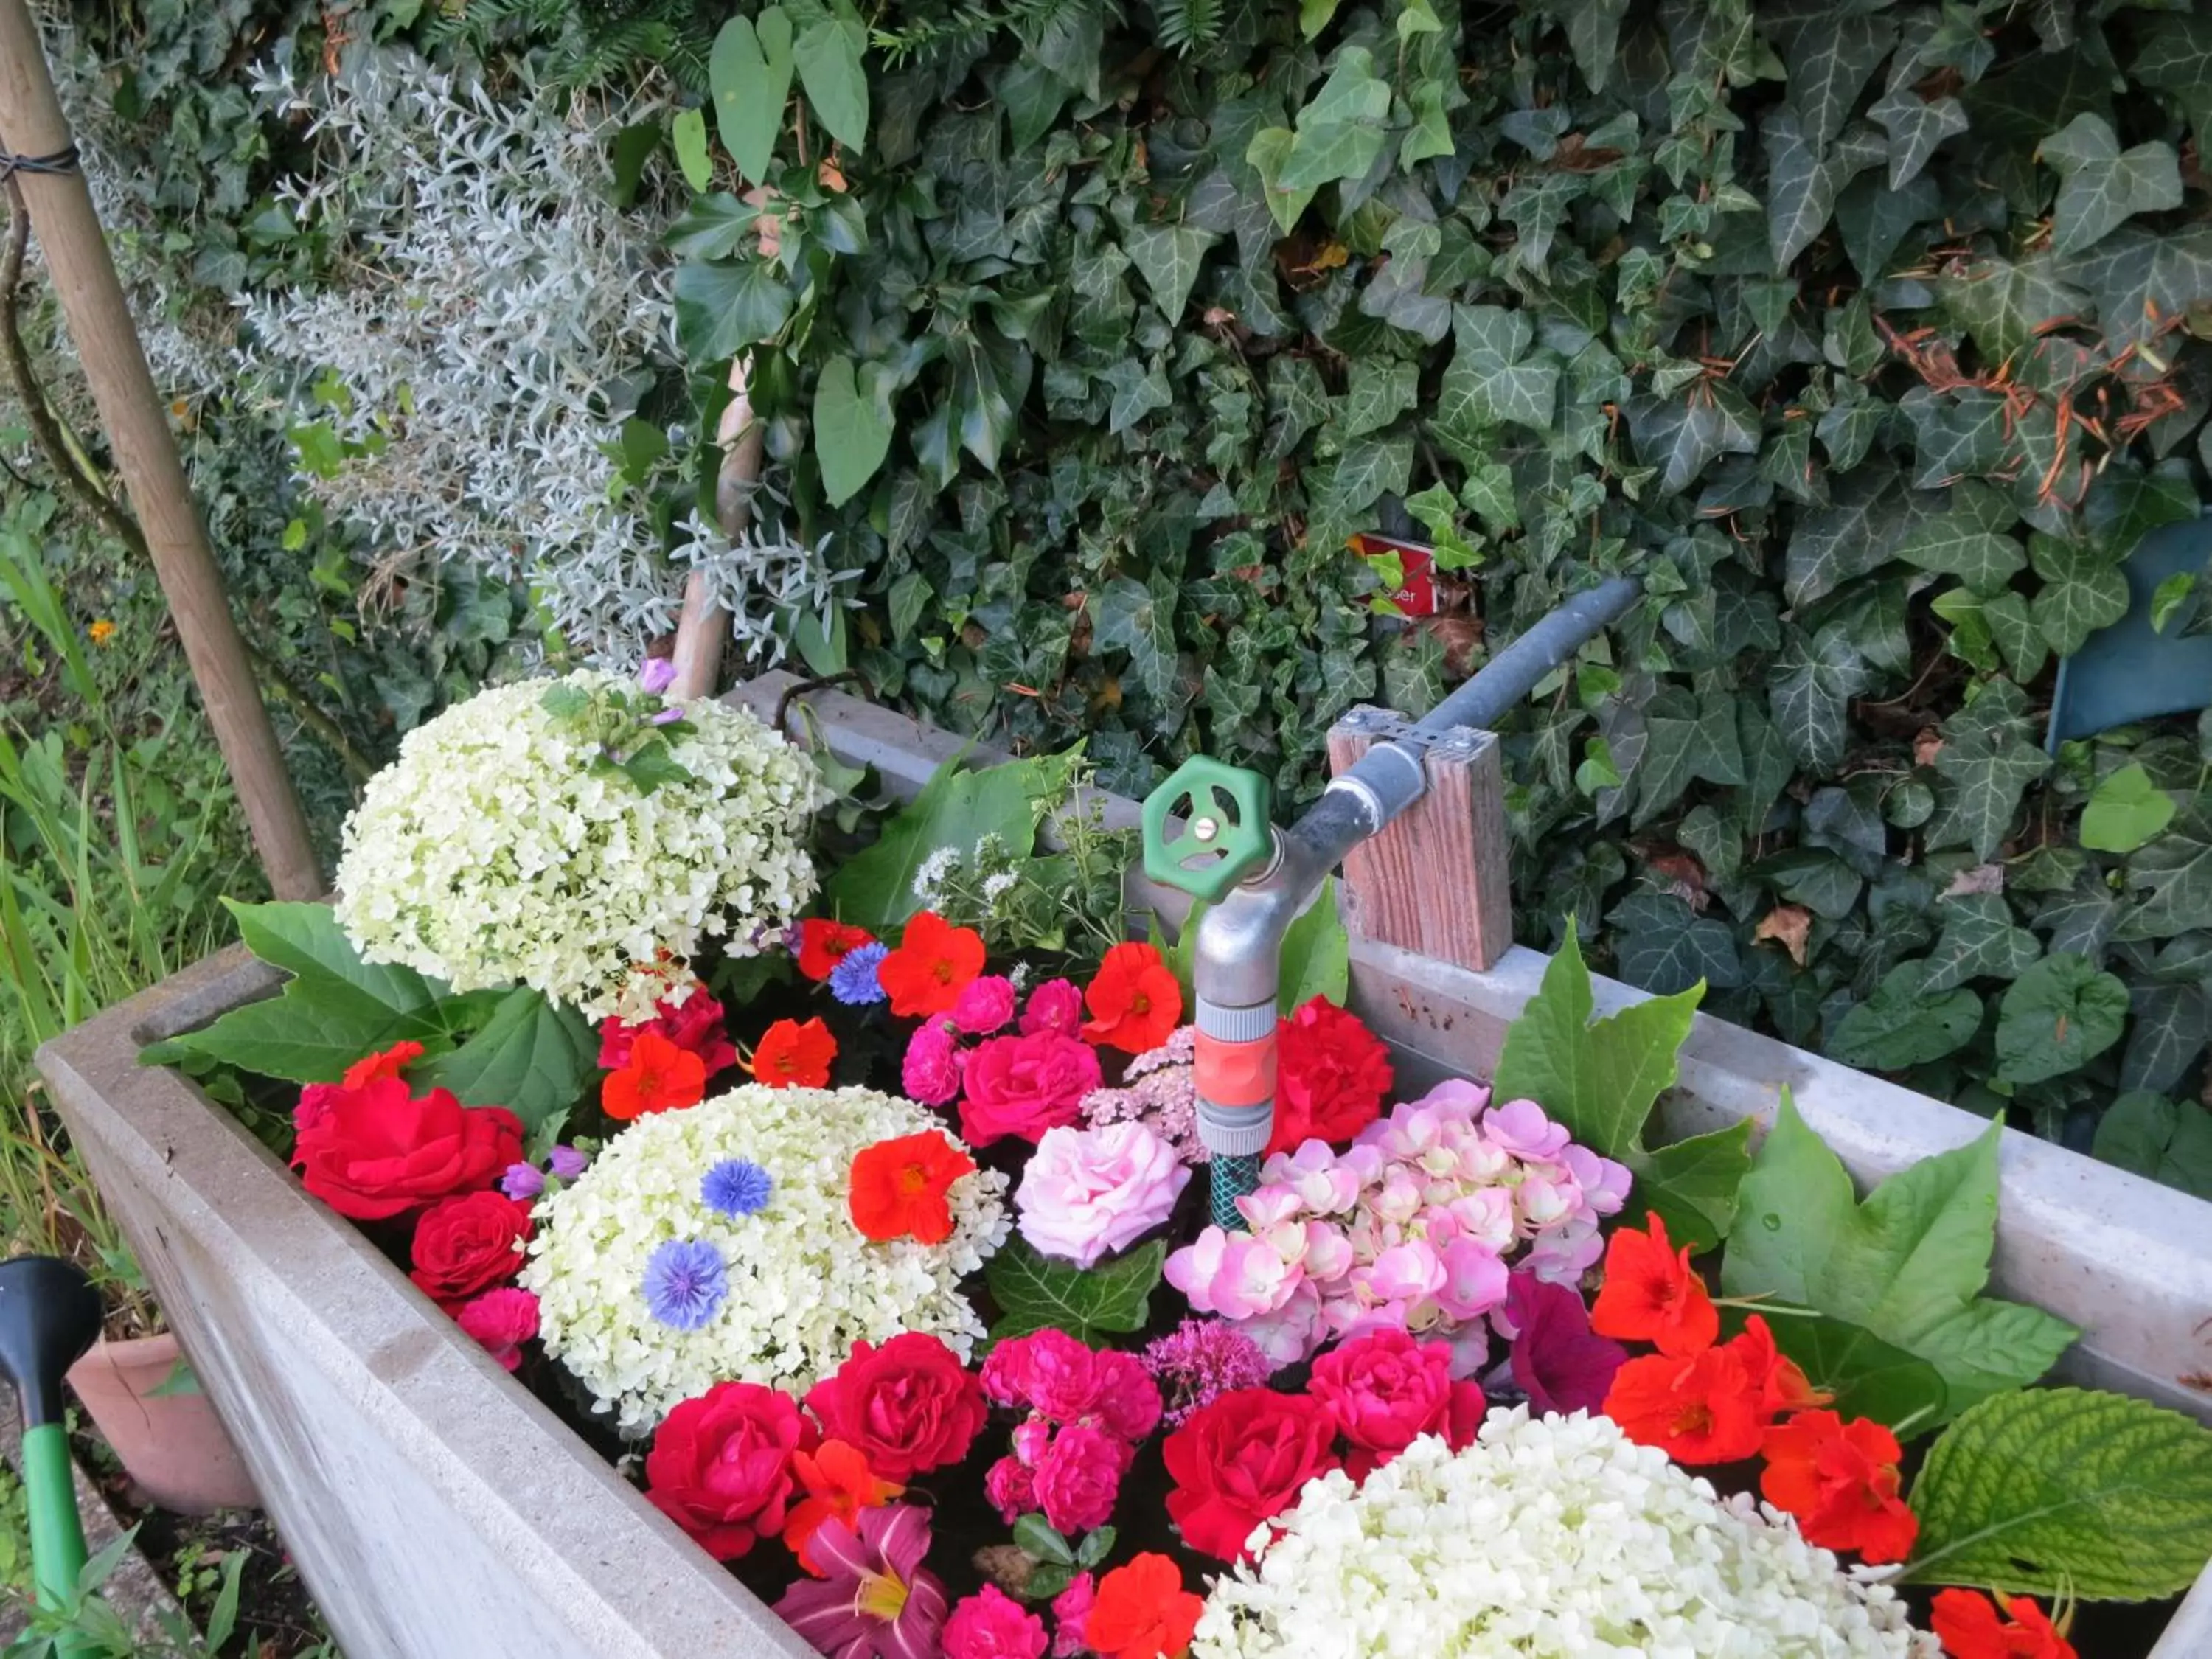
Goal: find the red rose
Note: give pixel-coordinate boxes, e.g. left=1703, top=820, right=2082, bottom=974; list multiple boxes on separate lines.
left=645, top=1381, right=815, bottom=1560
left=805, top=1333, right=988, bottom=1483
left=408, top=1190, right=534, bottom=1307
left=293, top=1077, right=524, bottom=1221
left=597, top=989, right=739, bottom=1078
left=957, top=1031, right=1102, bottom=1147
left=1162, top=1387, right=1340, bottom=1561
left=1267, top=998, right=1392, bottom=1156
left=1306, top=1328, right=1483, bottom=1480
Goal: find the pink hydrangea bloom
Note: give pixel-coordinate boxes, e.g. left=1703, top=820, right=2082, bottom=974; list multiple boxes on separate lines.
left=944, top=1585, right=1048, bottom=1659
left=1019, top=978, right=1084, bottom=1037
left=1049, top=1573, right=1096, bottom=1658
left=984, top=1455, right=1036, bottom=1524
left=1015, top=1122, right=1189, bottom=1269
left=1033, top=1425, right=1125, bottom=1534
left=902, top=1020, right=964, bottom=1105
left=1483, top=1097, right=1571, bottom=1161
left=952, top=975, right=1018, bottom=1036
left=456, top=1287, right=539, bottom=1371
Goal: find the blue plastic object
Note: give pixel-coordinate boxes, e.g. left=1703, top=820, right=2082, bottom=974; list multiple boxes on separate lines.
left=2046, top=514, right=2212, bottom=751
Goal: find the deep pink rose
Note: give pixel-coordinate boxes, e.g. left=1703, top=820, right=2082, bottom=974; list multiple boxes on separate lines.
left=1033, top=1425, right=1127, bottom=1536
left=644, top=1381, right=814, bottom=1560
left=944, top=1584, right=1048, bottom=1659
left=959, top=1031, right=1101, bottom=1147
left=597, top=988, right=738, bottom=1077
left=456, top=1287, right=539, bottom=1371
left=951, top=975, right=1018, bottom=1035
left=1163, top=1388, right=1339, bottom=1562
left=1019, top=978, right=1084, bottom=1037
left=804, top=1333, right=987, bottom=1482
left=984, top=1455, right=1036, bottom=1523
left=1307, top=1327, right=1484, bottom=1480
left=981, top=1330, right=1162, bottom=1441
left=1050, top=1575, right=1096, bottom=1658
left=903, top=1020, right=964, bottom=1105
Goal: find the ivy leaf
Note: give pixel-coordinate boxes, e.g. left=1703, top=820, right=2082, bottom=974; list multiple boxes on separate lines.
left=793, top=7, right=869, bottom=154
left=1868, top=87, right=1967, bottom=191
left=1625, top=384, right=1760, bottom=496
left=813, top=355, right=894, bottom=507
left=1827, top=961, right=1983, bottom=1070
left=1927, top=687, right=2049, bottom=862
left=1785, top=11, right=1895, bottom=151
left=1722, top=1096, right=2077, bottom=1420
left=1436, top=305, right=1558, bottom=435
left=1329, top=434, right=1413, bottom=514
left=1245, top=128, right=1319, bottom=235
left=2038, top=114, right=2183, bottom=257
left=1893, top=496, right=2025, bottom=597
left=1275, top=50, right=1391, bottom=193
left=2133, top=15, right=2212, bottom=146
left=416, top=987, right=597, bottom=1134
left=1919, top=894, right=2042, bottom=994
left=1342, top=359, right=1419, bottom=439
left=2028, top=532, right=2129, bottom=658
left=1121, top=222, right=1217, bottom=324
left=1904, top=1388, right=2212, bottom=1598
left=2081, top=763, right=2177, bottom=855
left=674, top=257, right=792, bottom=364
left=1098, top=358, right=1173, bottom=437
left=1994, top=951, right=2130, bottom=1084
left=1786, top=464, right=1917, bottom=608
left=2123, top=984, right=2209, bottom=1094
left=1091, top=574, right=1181, bottom=705
left=1764, top=107, right=1836, bottom=271
left=709, top=10, right=794, bottom=187
left=1770, top=629, right=1871, bottom=771
left=2118, top=806, right=2212, bottom=941
left=985, top=1238, right=1167, bottom=1343
left=1759, top=1313, right=1950, bottom=1433
left=1562, top=0, right=1630, bottom=91
left=1612, top=894, right=1743, bottom=996
left=2062, top=224, right=2212, bottom=350
left=1936, top=255, right=2090, bottom=365
left=2093, top=1091, right=2212, bottom=1200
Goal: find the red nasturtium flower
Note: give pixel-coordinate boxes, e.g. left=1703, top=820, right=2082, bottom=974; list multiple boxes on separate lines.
left=1085, top=1552, right=1205, bottom=1659
left=1589, top=1211, right=1719, bottom=1356
left=1759, top=1408, right=1918, bottom=1563
left=875, top=910, right=987, bottom=1018
left=848, top=1131, right=977, bottom=1245
left=1081, top=941, right=1184, bottom=1054
left=602, top=1028, right=708, bottom=1121
left=1930, top=1590, right=2077, bottom=1659
left=782, top=1439, right=905, bottom=1576
left=751, top=1017, right=837, bottom=1090
left=797, top=917, right=876, bottom=981
left=342, top=1039, right=425, bottom=1089
left=1727, top=1315, right=1831, bottom=1418
left=1603, top=1343, right=1764, bottom=1465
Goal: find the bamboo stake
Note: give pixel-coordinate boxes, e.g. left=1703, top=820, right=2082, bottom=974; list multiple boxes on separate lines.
left=0, top=1, right=321, bottom=900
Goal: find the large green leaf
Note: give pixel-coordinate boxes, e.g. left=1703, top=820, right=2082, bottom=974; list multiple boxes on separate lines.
left=673, top=257, right=792, bottom=364
left=1278, top=877, right=1349, bottom=1013
left=813, top=355, right=894, bottom=507
left=417, top=987, right=597, bottom=1133
left=1905, top=1388, right=2212, bottom=1599
left=1636, top=1119, right=1755, bottom=1255
left=792, top=8, right=869, bottom=153
left=1761, top=1312, right=1950, bottom=1433
left=1993, top=951, right=2130, bottom=1085
left=2093, top=1091, right=2212, bottom=1200
left=1722, top=1095, right=2077, bottom=1421
left=1826, top=961, right=1983, bottom=1070
left=709, top=10, right=793, bottom=186
left=2118, top=806, right=2212, bottom=940
left=985, top=1238, right=1166, bottom=1344
left=2038, top=114, right=2183, bottom=257
left=2081, top=763, right=2177, bottom=855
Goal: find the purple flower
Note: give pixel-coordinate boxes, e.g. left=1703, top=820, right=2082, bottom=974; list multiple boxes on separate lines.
left=638, top=658, right=677, bottom=694
left=1141, top=1317, right=1273, bottom=1426
left=776, top=1504, right=947, bottom=1658
left=829, top=942, right=889, bottom=1006
left=1501, top=1270, right=1625, bottom=1416
left=701, top=1158, right=773, bottom=1218
left=499, top=1161, right=546, bottom=1201
left=641, top=1239, right=727, bottom=1330
left=648, top=706, right=684, bottom=726
left=547, top=1145, right=589, bottom=1180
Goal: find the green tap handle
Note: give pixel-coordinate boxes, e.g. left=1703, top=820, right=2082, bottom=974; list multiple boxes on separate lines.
left=22, top=1422, right=86, bottom=1611
left=1142, top=757, right=1274, bottom=902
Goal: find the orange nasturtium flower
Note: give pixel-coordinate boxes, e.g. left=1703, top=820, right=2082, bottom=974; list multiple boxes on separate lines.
left=750, top=1017, right=837, bottom=1090
left=1930, top=1590, right=2076, bottom=1659
left=602, top=1028, right=707, bottom=1121
left=874, top=911, right=986, bottom=1018
left=782, top=1440, right=904, bottom=1576
left=1080, top=941, right=1184, bottom=1054
left=1759, top=1408, right=1918, bottom=1564
left=87, top=619, right=116, bottom=647
left=1602, top=1343, right=1765, bottom=1465
left=847, top=1131, right=976, bottom=1245
left=341, top=1039, right=426, bottom=1089
left=1589, top=1211, right=1719, bottom=1356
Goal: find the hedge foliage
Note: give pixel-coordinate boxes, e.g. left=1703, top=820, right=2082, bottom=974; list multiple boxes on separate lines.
left=658, top=0, right=2212, bottom=1154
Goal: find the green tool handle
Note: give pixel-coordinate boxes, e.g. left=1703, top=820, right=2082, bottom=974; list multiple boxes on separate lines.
left=22, top=1421, right=87, bottom=1612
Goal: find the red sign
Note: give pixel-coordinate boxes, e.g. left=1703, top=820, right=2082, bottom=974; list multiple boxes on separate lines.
left=1348, top=532, right=1439, bottom=616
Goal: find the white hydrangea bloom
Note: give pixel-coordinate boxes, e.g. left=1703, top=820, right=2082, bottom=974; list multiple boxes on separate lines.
left=334, top=670, right=821, bottom=1018
left=520, top=1083, right=1009, bottom=1434
left=1194, top=1409, right=1937, bottom=1658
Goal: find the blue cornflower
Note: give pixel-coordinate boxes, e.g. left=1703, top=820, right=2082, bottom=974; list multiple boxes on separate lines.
left=641, top=1239, right=727, bottom=1330
left=829, top=942, right=890, bottom=1006
left=701, top=1158, right=773, bottom=1218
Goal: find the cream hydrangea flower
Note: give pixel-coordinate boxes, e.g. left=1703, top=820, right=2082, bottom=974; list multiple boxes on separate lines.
left=1193, top=1408, right=1935, bottom=1658
left=520, top=1082, right=1008, bottom=1435
left=334, top=670, right=821, bottom=1018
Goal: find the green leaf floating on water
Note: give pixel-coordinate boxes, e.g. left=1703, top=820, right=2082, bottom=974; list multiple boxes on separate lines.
left=1905, top=1387, right=2212, bottom=1599
left=985, top=1238, right=1166, bottom=1345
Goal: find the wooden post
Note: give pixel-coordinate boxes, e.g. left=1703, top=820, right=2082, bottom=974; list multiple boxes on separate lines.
left=669, top=356, right=765, bottom=700
left=1326, top=705, right=1514, bottom=973
left=0, top=1, right=321, bottom=900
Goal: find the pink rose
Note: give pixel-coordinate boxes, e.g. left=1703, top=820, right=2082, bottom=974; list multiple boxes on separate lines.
left=1012, top=1415, right=1053, bottom=1468
left=1050, top=1574, right=1096, bottom=1658
left=952, top=975, right=1018, bottom=1035
left=1020, top=978, right=1084, bottom=1037
left=456, top=1287, right=540, bottom=1371
left=985, top=1455, right=1037, bottom=1523
left=959, top=1032, right=1100, bottom=1147
left=983, top=1331, right=1162, bottom=1441
left=1033, top=1425, right=1127, bottom=1535
left=1015, top=1123, right=1190, bottom=1268
left=1307, top=1327, right=1483, bottom=1480
left=944, top=1584, right=1048, bottom=1659
left=902, top=1020, right=964, bottom=1105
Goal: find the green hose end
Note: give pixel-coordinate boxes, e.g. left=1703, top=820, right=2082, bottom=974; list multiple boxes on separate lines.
left=1211, top=1153, right=1261, bottom=1231
left=21, top=1421, right=86, bottom=1610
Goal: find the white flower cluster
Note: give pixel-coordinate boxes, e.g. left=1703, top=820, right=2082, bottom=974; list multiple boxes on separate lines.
left=1193, top=1409, right=1936, bottom=1659
left=333, top=670, right=821, bottom=1018
left=521, top=1082, right=1009, bottom=1434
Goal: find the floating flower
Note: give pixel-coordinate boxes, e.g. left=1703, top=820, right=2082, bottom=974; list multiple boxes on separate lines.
left=849, top=1130, right=978, bottom=1245
left=1081, top=942, right=1183, bottom=1054
left=1590, top=1211, right=1719, bottom=1356
left=784, top=1439, right=904, bottom=1576
left=952, top=975, right=1019, bottom=1035
left=829, top=941, right=891, bottom=1005
left=408, top=1190, right=533, bottom=1307
left=1760, top=1409, right=1918, bottom=1564
left=1498, top=1270, right=1625, bottom=1416
left=775, top=1505, right=948, bottom=1658
left=1306, top=1327, right=1483, bottom=1481
left=1929, top=1590, right=2073, bottom=1659
left=1603, top=1342, right=1764, bottom=1464
left=961, top=1030, right=1102, bottom=1147
left=1016, top=1122, right=1191, bottom=1268
left=1267, top=999, right=1391, bottom=1156
left=598, top=989, right=739, bottom=1078
left=644, top=1380, right=810, bottom=1561
left=604, top=1028, right=708, bottom=1120
left=641, top=1239, right=727, bottom=1331
left=1142, top=1320, right=1275, bottom=1426
left=342, top=1038, right=425, bottom=1088
left=1020, top=978, right=1085, bottom=1037
left=701, top=1158, right=773, bottom=1218
left=1086, top=1553, right=1205, bottom=1659
left=945, top=1584, right=1048, bottom=1659
left=902, top=1020, right=964, bottom=1105
left=292, top=1075, right=523, bottom=1221
left=805, top=1332, right=987, bottom=1483
left=1163, top=1388, right=1340, bottom=1562
left=877, top=909, right=987, bottom=1018
left=752, top=1016, right=837, bottom=1089
left=456, top=1287, right=538, bottom=1371
left=798, top=917, right=877, bottom=982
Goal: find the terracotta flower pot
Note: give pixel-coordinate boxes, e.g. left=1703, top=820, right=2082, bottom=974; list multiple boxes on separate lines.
left=66, top=1332, right=258, bottom=1514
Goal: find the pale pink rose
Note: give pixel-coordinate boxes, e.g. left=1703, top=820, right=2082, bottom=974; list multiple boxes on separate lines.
left=1434, top=1238, right=1509, bottom=1320
left=1018, top=978, right=1084, bottom=1037
left=1015, top=1122, right=1190, bottom=1268
left=951, top=975, right=1018, bottom=1035
left=902, top=1020, right=964, bottom=1105
left=1483, top=1098, right=1571, bottom=1160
